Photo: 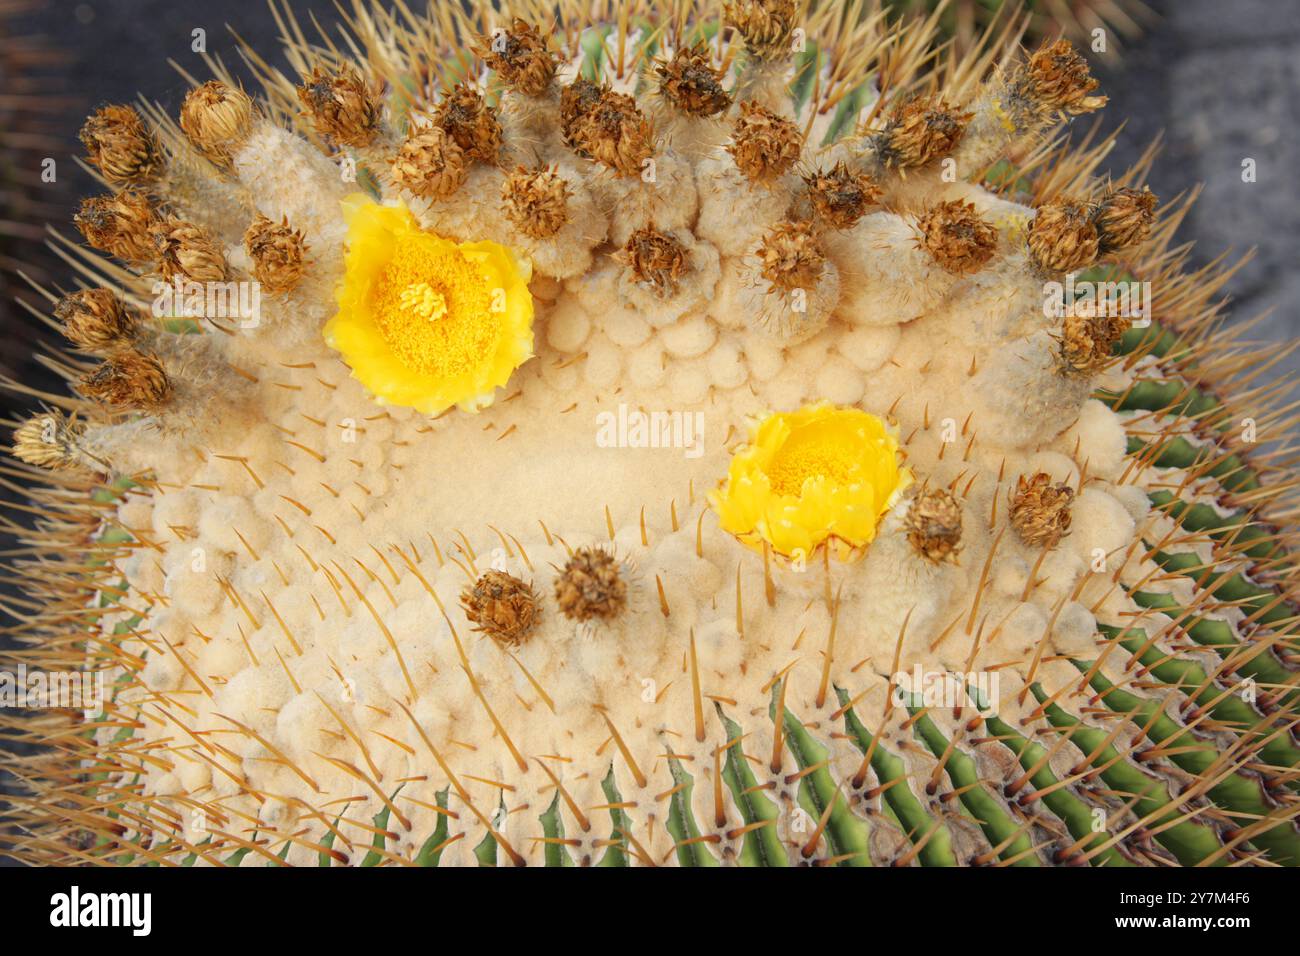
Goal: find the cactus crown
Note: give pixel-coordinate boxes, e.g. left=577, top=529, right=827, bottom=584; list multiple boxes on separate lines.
left=2, top=0, right=1297, bottom=873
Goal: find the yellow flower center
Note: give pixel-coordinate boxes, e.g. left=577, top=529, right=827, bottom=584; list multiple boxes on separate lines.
left=400, top=282, right=449, bottom=322
left=766, top=430, right=860, bottom=497
left=371, top=239, right=496, bottom=377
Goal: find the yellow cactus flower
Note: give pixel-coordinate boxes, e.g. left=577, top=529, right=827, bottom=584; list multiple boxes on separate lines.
left=324, top=195, right=534, bottom=414
left=710, top=402, right=913, bottom=560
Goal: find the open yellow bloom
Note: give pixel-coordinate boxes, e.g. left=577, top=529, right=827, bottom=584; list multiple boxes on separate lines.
left=324, top=195, right=534, bottom=414
left=710, top=403, right=913, bottom=560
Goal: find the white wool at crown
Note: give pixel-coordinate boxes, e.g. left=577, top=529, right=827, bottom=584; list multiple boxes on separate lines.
left=87, top=59, right=1194, bottom=867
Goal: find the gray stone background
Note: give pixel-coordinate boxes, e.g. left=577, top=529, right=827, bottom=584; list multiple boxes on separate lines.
left=1, top=0, right=1298, bottom=865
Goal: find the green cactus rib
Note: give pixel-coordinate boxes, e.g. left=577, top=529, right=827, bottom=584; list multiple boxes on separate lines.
left=665, top=756, right=720, bottom=867
left=1128, top=588, right=1299, bottom=700
left=1125, top=435, right=1258, bottom=493
left=1071, top=661, right=1300, bottom=866
left=414, top=788, right=452, bottom=866
left=978, top=711, right=1132, bottom=866
left=360, top=787, right=403, bottom=867
left=473, top=796, right=506, bottom=866
left=904, top=706, right=1038, bottom=865
left=1147, top=490, right=1276, bottom=561
left=539, top=793, right=574, bottom=867
left=773, top=696, right=872, bottom=866
left=718, top=710, right=788, bottom=866
left=1101, top=379, right=1226, bottom=425
left=1028, top=684, right=1229, bottom=866
left=1099, top=624, right=1300, bottom=773
left=835, top=687, right=958, bottom=866
left=596, top=767, right=630, bottom=867
left=1147, top=548, right=1297, bottom=630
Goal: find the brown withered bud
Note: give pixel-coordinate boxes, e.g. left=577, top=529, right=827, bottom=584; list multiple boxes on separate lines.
left=244, top=216, right=308, bottom=295
left=656, top=44, right=731, bottom=117
left=1020, top=40, right=1107, bottom=116
left=461, top=571, right=541, bottom=646
left=477, top=19, right=560, bottom=97
left=80, top=104, right=162, bottom=186
left=433, top=83, right=502, bottom=163
left=560, top=78, right=604, bottom=150
left=80, top=349, right=172, bottom=410
left=616, top=226, right=688, bottom=296
left=500, top=166, right=571, bottom=239
left=915, top=200, right=998, bottom=275
left=296, top=64, right=383, bottom=148
left=758, top=219, right=824, bottom=294
left=904, top=488, right=963, bottom=564
left=570, top=88, right=655, bottom=177
left=391, top=124, right=469, bottom=200
left=1027, top=199, right=1100, bottom=274
left=555, top=547, right=628, bottom=623
left=1010, top=473, right=1074, bottom=548
left=1056, top=312, right=1129, bottom=376
left=728, top=102, right=802, bottom=185
left=723, top=0, right=797, bottom=59
left=180, top=80, right=255, bottom=166
left=150, top=217, right=228, bottom=283
left=803, top=162, right=882, bottom=230
left=54, top=289, right=139, bottom=351
left=75, top=191, right=161, bottom=262
left=1094, top=186, right=1157, bottom=253
left=12, top=411, right=86, bottom=472
left=876, top=95, right=972, bottom=168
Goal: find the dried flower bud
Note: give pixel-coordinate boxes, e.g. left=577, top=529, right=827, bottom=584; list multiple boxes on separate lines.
left=1021, top=40, right=1107, bottom=116
left=461, top=571, right=540, bottom=646
left=1027, top=199, right=1099, bottom=274
left=724, top=0, right=797, bottom=59
left=728, top=102, right=802, bottom=185
left=560, top=79, right=605, bottom=152
left=80, top=104, right=162, bottom=186
left=656, top=44, right=731, bottom=117
left=54, top=288, right=138, bottom=351
left=1056, top=312, right=1129, bottom=376
left=180, top=80, right=255, bottom=166
left=244, top=216, right=308, bottom=295
left=297, top=64, right=383, bottom=148
left=80, top=349, right=172, bottom=410
left=391, top=124, right=469, bottom=200
left=150, top=217, right=229, bottom=283
left=12, top=411, right=86, bottom=471
left=555, top=547, right=628, bottom=622
left=616, top=226, right=688, bottom=295
left=803, top=162, right=882, bottom=230
left=570, top=88, right=655, bottom=177
left=433, top=83, right=502, bottom=163
left=905, top=488, right=963, bottom=563
left=1010, top=473, right=1074, bottom=548
left=876, top=95, right=972, bottom=168
left=75, top=191, right=161, bottom=262
left=500, top=166, right=570, bottom=239
left=477, top=19, right=559, bottom=97
left=1094, top=186, right=1157, bottom=253
left=758, top=219, right=824, bottom=293
left=915, top=200, right=998, bottom=275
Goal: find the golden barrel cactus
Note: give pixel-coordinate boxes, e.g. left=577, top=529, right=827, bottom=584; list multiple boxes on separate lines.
left=1, top=0, right=1296, bottom=869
